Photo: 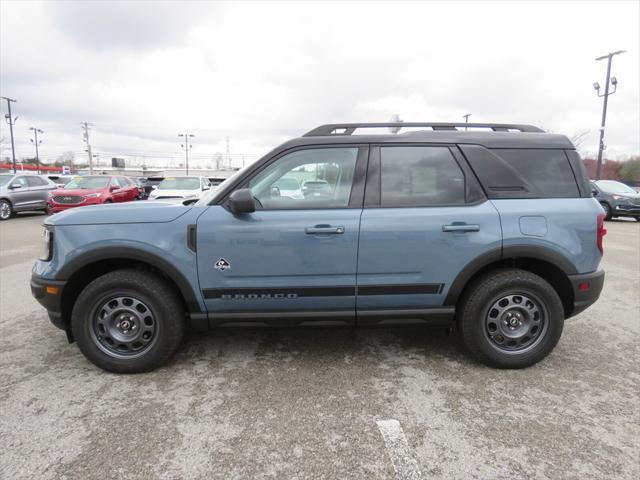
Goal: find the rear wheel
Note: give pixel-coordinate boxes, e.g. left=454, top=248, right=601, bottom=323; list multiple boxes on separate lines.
left=458, top=268, right=564, bottom=368
left=71, top=269, right=185, bottom=373
left=0, top=199, right=13, bottom=220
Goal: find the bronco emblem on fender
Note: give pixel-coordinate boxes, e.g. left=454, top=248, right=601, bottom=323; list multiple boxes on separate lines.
left=214, top=258, right=231, bottom=271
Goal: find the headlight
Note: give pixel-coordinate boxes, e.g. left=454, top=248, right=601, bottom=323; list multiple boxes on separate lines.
left=85, top=192, right=101, bottom=198
left=39, top=227, right=53, bottom=261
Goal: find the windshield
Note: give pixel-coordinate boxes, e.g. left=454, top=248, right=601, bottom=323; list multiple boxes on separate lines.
left=273, top=177, right=300, bottom=190
left=64, top=176, right=110, bottom=189
left=596, top=180, right=636, bottom=194
left=0, top=175, right=13, bottom=187
left=158, top=177, right=200, bottom=190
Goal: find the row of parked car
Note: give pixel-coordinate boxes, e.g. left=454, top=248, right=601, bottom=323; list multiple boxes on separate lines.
left=1, top=171, right=639, bottom=221
left=0, top=173, right=226, bottom=220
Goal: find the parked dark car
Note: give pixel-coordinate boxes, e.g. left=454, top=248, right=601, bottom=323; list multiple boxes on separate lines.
left=591, top=180, right=640, bottom=221
left=142, top=176, right=164, bottom=199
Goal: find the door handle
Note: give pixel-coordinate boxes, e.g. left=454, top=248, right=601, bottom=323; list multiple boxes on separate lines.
left=305, top=225, right=345, bottom=235
left=442, top=224, right=480, bottom=233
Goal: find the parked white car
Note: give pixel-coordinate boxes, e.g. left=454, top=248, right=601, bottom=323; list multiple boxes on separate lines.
left=148, top=176, right=211, bottom=200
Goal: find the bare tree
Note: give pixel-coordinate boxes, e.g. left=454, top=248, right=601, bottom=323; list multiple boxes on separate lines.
left=570, top=130, right=590, bottom=150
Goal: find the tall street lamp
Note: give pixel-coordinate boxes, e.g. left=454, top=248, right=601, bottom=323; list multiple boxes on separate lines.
left=179, top=133, right=195, bottom=176
left=30, top=127, right=43, bottom=165
left=593, top=50, right=625, bottom=180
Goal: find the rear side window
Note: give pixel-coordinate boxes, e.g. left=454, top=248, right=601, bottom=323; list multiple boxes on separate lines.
left=26, top=176, right=47, bottom=186
left=380, top=146, right=465, bottom=207
left=494, top=149, right=579, bottom=197
left=460, top=145, right=580, bottom=198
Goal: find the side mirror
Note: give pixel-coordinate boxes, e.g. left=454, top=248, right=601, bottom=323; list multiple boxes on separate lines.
left=152, top=185, right=158, bottom=190
left=110, top=186, right=118, bottom=192
left=227, top=188, right=255, bottom=214
left=9, top=183, right=23, bottom=189
left=270, top=186, right=281, bottom=197
left=592, top=189, right=598, bottom=196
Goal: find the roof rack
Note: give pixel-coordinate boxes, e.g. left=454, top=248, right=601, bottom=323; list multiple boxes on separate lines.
left=303, top=122, right=545, bottom=136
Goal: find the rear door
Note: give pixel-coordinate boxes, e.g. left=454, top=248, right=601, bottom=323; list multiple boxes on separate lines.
left=356, top=145, right=502, bottom=324
left=196, top=146, right=368, bottom=324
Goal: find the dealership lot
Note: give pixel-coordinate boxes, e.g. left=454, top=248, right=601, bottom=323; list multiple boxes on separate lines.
left=0, top=214, right=638, bottom=479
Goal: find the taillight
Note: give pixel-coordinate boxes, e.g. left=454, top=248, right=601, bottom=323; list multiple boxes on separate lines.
left=597, top=212, right=607, bottom=255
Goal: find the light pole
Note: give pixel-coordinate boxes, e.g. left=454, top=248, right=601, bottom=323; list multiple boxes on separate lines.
left=29, top=127, right=43, bottom=165
left=593, top=50, right=625, bottom=180
left=178, top=133, right=194, bottom=175
left=1, top=96, right=18, bottom=173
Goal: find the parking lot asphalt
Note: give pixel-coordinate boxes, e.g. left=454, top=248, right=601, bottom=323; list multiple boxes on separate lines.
left=1, top=213, right=638, bottom=480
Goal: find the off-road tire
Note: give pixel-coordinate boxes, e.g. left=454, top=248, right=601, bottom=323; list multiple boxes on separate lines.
left=457, top=268, right=564, bottom=369
left=71, top=269, right=185, bottom=373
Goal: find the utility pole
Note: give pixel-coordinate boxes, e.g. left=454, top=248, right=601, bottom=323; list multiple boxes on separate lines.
left=593, top=50, right=625, bottom=180
left=82, top=122, right=94, bottom=174
left=225, top=136, right=231, bottom=169
left=29, top=127, right=43, bottom=165
left=463, top=113, right=472, bottom=131
left=178, top=133, right=194, bottom=175
left=1, top=97, right=18, bottom=173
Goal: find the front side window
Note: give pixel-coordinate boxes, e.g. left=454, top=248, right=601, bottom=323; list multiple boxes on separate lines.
left=380, top=146, right=465, bottom=207
left=248, top=147, right=359, bottom=209
left=11, top=176, right=29, bottom=188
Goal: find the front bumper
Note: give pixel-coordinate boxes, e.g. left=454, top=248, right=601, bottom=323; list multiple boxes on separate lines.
left=613, top=203, right=640, bottom=217
left=31, top=273, right=67, bottom=330
left=568, top=269, right=605, bottom=317
left=47, top=198, right=103, bottom=213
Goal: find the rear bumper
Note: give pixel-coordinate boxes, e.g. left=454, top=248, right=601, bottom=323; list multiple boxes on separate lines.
left=568, top=269, right=605, bottom=317
left=30, top=273, right=66, bottom=330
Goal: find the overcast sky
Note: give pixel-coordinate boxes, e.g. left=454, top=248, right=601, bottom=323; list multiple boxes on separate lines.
left=1, top=0, right=639, bottom=169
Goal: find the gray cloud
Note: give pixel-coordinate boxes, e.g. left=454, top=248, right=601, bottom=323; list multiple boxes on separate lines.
left=1, top=1, right=638, bottom=167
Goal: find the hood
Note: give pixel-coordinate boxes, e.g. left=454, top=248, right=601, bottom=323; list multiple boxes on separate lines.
left=45, top=200, right=192, bottom=226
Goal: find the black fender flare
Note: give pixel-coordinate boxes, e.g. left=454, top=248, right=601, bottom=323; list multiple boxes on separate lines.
left=57, top=246, right=203, bottom=314
left=444, top=245, right=577, bottom=306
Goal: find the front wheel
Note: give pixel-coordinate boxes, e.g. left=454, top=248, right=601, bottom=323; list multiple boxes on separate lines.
left=457, top=268, right=564, bottom=369
left=71, top=269, right=185, bottom=373
left=600, top=202, right=612, bottom=220
left=0, top=199, right=13, bottom=220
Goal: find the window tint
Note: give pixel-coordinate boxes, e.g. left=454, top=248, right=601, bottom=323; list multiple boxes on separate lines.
left=249, top=147, right=358, bottom=209
left=26, top=176, right=47, bottom=186
left=12, top=176, right=29, bottom=188
left=111, top=178, right=122, bottom=188
left=491, top=149, right=579, bottom=198
left=380, top=146, right=465, bottom=207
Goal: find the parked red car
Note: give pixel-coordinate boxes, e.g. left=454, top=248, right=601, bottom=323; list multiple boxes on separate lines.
left=47, top=175, right=139, bottom=214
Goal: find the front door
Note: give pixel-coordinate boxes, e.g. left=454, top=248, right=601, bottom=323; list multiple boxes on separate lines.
left=197, top=146, right=368, bottom=324
left=356, top=145, right=502, bottom=324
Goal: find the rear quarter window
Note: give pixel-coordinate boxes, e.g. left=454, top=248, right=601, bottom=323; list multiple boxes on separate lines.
left=460, top=145, right=580, bottom=198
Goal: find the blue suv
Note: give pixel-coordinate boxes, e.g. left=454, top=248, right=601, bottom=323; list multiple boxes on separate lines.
left=31, top=123, right=606, bottom=372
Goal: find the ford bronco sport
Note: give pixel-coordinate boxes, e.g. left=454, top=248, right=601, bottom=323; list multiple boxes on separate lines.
left=31, top=122, right=606, bottom=373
